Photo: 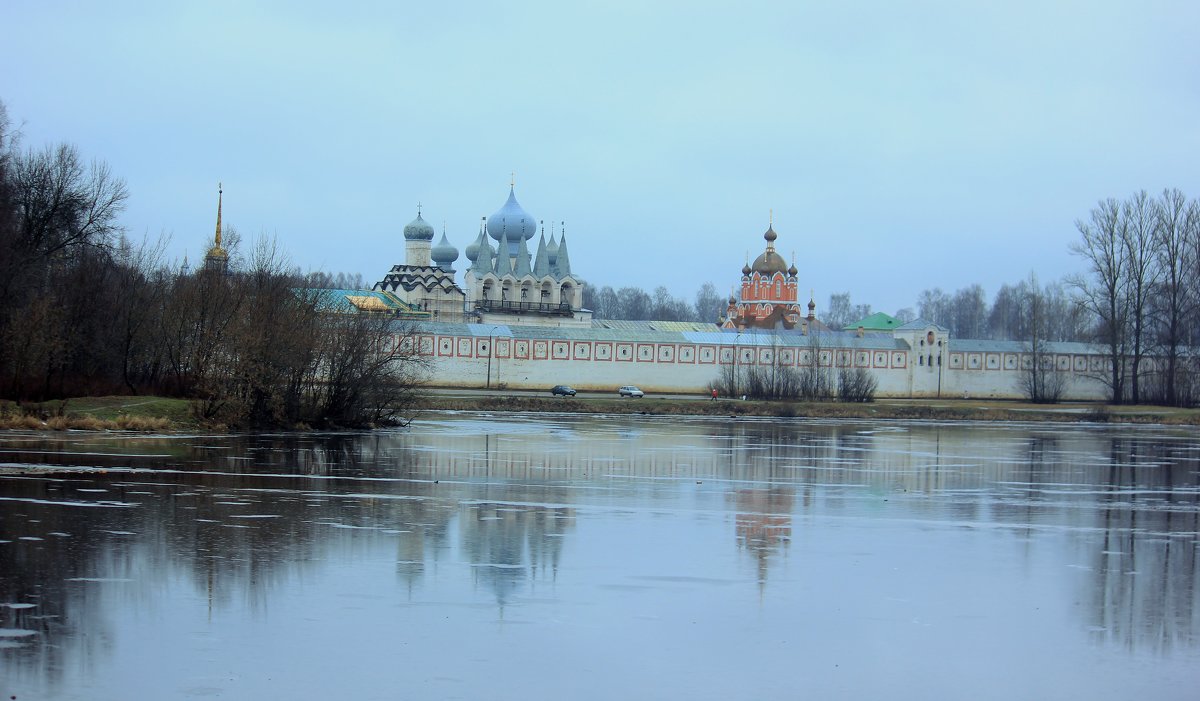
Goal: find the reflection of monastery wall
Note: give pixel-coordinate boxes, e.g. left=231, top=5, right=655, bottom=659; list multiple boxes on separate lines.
left=397, top=321, right=1112, bottom=400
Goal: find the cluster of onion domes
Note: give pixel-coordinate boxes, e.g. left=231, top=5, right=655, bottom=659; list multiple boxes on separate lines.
left=396, top=182, right=577, bottom=281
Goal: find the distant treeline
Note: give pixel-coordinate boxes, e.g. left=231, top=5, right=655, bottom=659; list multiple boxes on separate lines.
left=582, top=275, right=1094, bottom=343
left=0, top=101, right=424, bottom=426
left=581, top=282, right=727, bottom=324
left=819, top=278, right=1090, bottom=343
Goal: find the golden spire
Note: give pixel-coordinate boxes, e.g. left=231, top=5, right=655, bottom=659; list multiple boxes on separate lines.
left=214, top=182, right=223, bottom=249
left=205, top=182, right=229, bottom=267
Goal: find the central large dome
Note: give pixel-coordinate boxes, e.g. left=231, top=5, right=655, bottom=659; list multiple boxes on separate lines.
left=486, top=186, right=537, bottom=251
left=751, top=226, right=788, bottom=275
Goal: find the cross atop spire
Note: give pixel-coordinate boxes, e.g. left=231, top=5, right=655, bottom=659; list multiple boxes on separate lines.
left=214, top=182, right=223, bottom=248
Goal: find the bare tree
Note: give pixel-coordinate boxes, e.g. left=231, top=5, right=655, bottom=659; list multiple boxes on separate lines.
left=0, top=114, right=130, bottom=399
left=951, top=284, right=988, bottom=339
left=1069, top=198, right=1127, bottom=403
left=111, top=234, right=169, bottom=393
left=798, top=333, right=835, bottom=400
left=918, top=288, right=953, bottom=328
left=694, top=282, right=725, bottom=323
left=823, top=292, right=870, bottom=329
left=8, top=144, right=127, bottom=264
left=838, top=368, right=878, bottom=402
left=1019, top=273, right=1066, bottom=403
left=989, top=282, right=1027, bottom=340
left=1149, top=189, right=1198, bottom=405
left=1121, top=191, right=1159, bottom=403
left=594, top=285, right=619, bottom=319
left=652, top=285, right=692, bottom=321
left=616, top=286, right=652, bottom=320
left=1041, top=281, right=1089, bottom=342
left=307, top=314, right=429, bottom=426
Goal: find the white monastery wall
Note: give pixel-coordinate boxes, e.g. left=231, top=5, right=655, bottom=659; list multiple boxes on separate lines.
left=395, top=324, right=1112, bottom=401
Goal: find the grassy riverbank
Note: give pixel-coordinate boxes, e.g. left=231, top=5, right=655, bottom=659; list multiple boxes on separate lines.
left=3, top=393, right=1198, bottom=431
left=409, top=394, right=1200, bottom=425
left=0, top=396, right=194, bottom=431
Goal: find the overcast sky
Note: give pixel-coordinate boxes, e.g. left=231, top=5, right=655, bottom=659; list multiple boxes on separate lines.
left=4, top=0, right=1198, bottom=315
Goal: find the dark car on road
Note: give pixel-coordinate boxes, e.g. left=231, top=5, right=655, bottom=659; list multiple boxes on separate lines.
left=550, top=385, right=577, bottom=396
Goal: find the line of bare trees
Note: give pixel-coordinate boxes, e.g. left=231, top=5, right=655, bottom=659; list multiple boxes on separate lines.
left=713, top=334, right=877, bottom=403
left=0, top=101, right=426, bottom=426
left=821, top=281, right=1090, bottom=343
left=582, top=282, right=727, bottom=323
left=1069, top=190, right=1200, bottom=406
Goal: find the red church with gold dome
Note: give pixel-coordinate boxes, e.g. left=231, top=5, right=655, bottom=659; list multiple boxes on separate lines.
left=720, top=217, right=819, bottom=331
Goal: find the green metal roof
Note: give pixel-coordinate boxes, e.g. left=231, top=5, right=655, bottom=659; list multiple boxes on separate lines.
left=309, top=288, right=430, bottom=317
left=847, top=312, right=901, bottom=331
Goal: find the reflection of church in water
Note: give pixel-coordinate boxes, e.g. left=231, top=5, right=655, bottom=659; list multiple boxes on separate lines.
left=374, top=179, right=590, bottom=327
left=733, top=487, right=796, bottom=589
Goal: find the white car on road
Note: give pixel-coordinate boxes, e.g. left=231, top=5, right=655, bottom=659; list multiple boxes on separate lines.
left=618, top=386, right=644, bottom=398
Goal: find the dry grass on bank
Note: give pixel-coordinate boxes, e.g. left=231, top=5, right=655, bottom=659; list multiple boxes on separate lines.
left=411, top=394, right=1200, bottom=425
left=0, top=397, right=188, bottom=432
left=3, top=394, right=1197, bottom=431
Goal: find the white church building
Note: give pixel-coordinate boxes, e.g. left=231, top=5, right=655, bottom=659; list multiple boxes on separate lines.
left=373, top=182, right=590, bottom=327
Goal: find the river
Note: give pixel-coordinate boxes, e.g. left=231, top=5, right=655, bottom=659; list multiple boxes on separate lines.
left=1, top=412, right=1197, bottom=699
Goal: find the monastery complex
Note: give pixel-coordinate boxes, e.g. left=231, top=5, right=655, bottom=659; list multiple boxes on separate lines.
left=204, top=182, right=1113, bottom=401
